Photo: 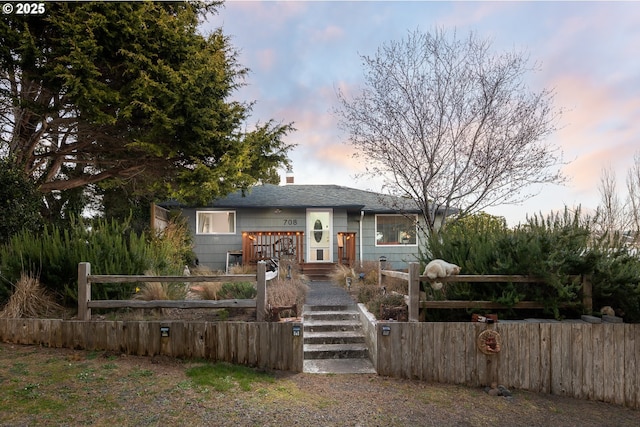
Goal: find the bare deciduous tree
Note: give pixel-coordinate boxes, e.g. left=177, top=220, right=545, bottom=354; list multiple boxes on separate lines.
left=595, top=153, right=640, bottom=246
left=627, top=152, right=640, bottom=234
left=595, top=166, right=630, bottom=236
left=335, top=29, right=565, bottom=233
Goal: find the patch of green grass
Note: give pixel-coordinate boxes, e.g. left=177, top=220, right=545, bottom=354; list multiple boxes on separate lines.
left=185, top=362, right=275, bottom=392
left=13, top=382, right=41, bottom=400
left=86, top=351, right=101, bottom=360
left=128, top=368, right=154, bottom=378
left=174, top=380, right=193, bottom=391
left=10, top=362, right=28, bottom=376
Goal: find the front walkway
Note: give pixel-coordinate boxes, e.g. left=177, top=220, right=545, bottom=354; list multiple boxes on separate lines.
left=304, top=280, right=355, bottom=306
left=302, top=280, right=376, bottom=374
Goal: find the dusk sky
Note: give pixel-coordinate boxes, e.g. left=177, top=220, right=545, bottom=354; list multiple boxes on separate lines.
left=201, top=1, right=640, bottom=226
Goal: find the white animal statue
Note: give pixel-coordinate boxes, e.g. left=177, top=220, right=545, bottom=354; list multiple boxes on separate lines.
left=423, top=259, right=461, bottom=290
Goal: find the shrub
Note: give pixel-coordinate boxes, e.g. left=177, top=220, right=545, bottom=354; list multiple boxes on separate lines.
left=148, top=213, right=196, bottom=273
left=218, top=282, right=257, bottom=300
left=588, top=232, right=640, bottom=322
left=0, top=215, right=189, bottom=307
left=425, top=208, right=640, bottom=322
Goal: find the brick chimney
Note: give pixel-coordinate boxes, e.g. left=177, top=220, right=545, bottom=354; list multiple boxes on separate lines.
left=285, top=167, right=294, bottom=184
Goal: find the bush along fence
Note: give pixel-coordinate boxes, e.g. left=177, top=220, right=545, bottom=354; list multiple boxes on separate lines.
left=368, top=263, right=639, bottom=409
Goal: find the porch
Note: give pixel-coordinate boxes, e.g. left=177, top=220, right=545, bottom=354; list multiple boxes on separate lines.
left=241, top=231, right=305, bottom=265
left=239, top=231, right=356, bottom=267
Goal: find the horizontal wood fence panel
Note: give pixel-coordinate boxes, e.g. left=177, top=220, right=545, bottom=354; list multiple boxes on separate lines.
left=78, top=262, right=268, bottom=321
left=381, top=270, right=409, bottom=280
left=421, top=301, right=575, bottom=310
left=88, top=299, right=255, bottom=309
left=421, top=274, right=546, bottom=283
left=0, top=319, right=303, bottom=373
left=374, top=321, right=640, bottom=409
left=87, top=274, right=257, bottom=283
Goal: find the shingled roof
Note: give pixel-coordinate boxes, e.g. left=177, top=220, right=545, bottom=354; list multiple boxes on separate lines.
left=200, top=184, right=421, bottom=213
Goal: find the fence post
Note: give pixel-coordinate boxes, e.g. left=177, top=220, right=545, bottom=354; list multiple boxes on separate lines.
left=582, top=274, right=593, bottom=314
left=408, top=262, right=420, bottom=322
left=256, top=261, right=267, bottom=321
left=78, top=262, right=91, bottom=321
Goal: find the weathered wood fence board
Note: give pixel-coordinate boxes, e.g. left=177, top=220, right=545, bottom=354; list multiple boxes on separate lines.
left=0, top=319, right=303, bottom=373
left=374, top=321, right=640, bottom=409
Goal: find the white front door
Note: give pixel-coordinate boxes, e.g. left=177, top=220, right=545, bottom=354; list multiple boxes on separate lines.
left=306, top=209, right=332, bottom=262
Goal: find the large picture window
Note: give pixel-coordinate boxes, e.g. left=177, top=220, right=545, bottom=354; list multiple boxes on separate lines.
left=196, top=211, right=236, bottom=234
left=375, top=214, right=417, bottom=246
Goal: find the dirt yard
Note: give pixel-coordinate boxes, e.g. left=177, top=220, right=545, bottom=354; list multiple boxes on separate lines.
left=1, top=342, right=637, bottom=427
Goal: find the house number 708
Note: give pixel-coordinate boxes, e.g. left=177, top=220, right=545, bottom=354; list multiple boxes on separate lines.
left=283, top=219, right=297, bottom=226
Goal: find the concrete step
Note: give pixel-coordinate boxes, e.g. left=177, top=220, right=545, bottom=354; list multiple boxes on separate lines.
left=303, top=311, right=359, bottom=322
left=303, top=304, right=357, bottom=313
left=304, top=330, right=366, bottom=345
left=300, top=263, right=336, bottom=281
left=302, top=303, right=372, bottom=373
left=303, top=343, right=369, bottom=360
left=303, top=358, right=376, bottom=374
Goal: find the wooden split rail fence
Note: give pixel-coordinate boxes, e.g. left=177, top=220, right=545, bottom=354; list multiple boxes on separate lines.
left=78, top=261, right=269, bottom=321
left=380, top=263, right=593, bottom=322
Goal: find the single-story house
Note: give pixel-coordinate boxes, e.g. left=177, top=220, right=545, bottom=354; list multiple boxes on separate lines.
left=160, top=182, right=452, bottom=275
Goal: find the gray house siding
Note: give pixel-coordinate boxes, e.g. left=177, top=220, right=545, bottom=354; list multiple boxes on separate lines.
left=167, top=184, right=448, bottom=272
left=359, top=212, right=422, bottom=271
left=182, top=207, right=426, bottom=272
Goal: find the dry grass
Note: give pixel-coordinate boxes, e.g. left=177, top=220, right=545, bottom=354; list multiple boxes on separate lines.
left=185, top=266, right=226, bottom=300
left=328, top=263, right=356, bottom=284
left=329, top=261, right=409, bottom=317
left=0, top=273, right=64, bottom=318
left=267, top=278, right=309, bottom=317
left=189, top=282, right=222, bottom=300
left=228, top=264, right=255, bottom=275
left=134, top=271, right=188, bottom=301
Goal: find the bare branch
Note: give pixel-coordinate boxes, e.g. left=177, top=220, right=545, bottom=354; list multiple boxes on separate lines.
left=335, top=28, right=564, bottom=233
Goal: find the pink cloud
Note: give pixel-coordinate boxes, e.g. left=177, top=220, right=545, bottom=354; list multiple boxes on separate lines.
left=311, top=25, right=344, bottom=43
left=546, top=73, right=640, bottom=165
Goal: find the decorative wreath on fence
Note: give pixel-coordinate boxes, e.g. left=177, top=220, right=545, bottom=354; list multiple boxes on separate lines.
left=477, top=329, right=502, bottom=354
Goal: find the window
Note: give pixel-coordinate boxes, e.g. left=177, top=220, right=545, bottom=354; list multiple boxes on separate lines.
left=375, top=214, right=417, bottom=246
left=196, top=211, right=236, bottom=234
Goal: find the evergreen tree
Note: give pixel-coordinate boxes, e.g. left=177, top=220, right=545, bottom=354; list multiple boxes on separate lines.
left=1, top=2, right=293, bottom=220
left=0, top=156, right=42, bottom=244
